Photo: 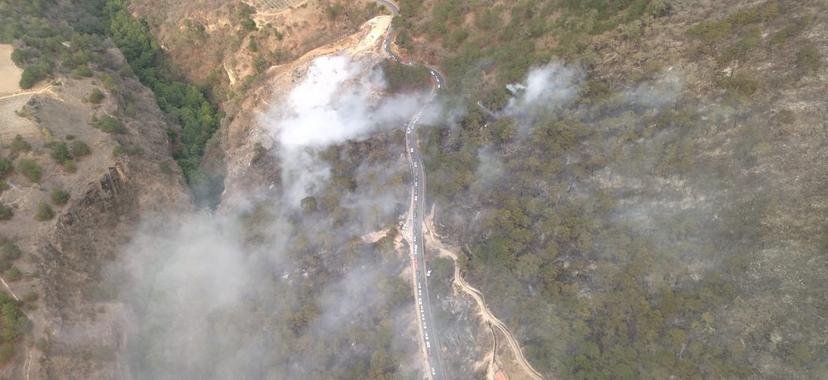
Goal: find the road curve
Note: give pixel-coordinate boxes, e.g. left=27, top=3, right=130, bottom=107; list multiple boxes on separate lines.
left=375, top=1, right=447, bottom=379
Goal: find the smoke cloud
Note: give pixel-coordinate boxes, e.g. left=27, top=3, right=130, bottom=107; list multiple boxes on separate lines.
left=259, top=54, right=428, bottom=207
left=112, top=52, right=429, bottom=379
left=504, top=62, right=583, bottom=119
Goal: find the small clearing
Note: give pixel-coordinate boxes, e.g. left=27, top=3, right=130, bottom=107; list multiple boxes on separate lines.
left=0, top=44, right=22, bottom=96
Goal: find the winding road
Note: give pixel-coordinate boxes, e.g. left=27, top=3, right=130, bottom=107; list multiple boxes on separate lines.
left=375, top=1, right=445, bottom=379
left=376, top=1, right=540, bottom=379
left=376, top=2, right=541, bottom=379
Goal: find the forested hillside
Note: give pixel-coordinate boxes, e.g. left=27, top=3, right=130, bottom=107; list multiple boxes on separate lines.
left=1, top=0, right=222, bottom=196
left=396, top=0, right=828, bottom=378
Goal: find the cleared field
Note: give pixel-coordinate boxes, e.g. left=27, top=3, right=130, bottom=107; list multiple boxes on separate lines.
left=0, top=44, right=22, bottom=96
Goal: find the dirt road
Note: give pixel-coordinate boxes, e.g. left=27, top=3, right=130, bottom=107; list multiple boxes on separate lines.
left=425, top=211, right=546, bottom=380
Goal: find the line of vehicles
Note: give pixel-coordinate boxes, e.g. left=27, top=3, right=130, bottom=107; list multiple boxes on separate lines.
left=379, top=0, right=445, bottom=377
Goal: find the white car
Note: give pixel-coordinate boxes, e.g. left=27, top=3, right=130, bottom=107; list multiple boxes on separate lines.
left=427, top=270, right=431, bottom=277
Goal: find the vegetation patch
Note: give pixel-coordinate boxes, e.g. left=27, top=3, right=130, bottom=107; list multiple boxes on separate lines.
left=70, top=141, right=92, bottom=157
left=91, top=115, right=126, bottom=134
left=88, top=88, right=105, bottom=104
left=105, top=0, right=223, bottom=184
left=381, top=61, right=431, bottom=92
left=8, top=135, right=31, bottom=156
left=0, top=203, right=12, bottom=221
left=17, top=159, right=42, bottom=183
left=34, top=202, right=55, bottom=221
left=51, top=188, right=70, bottom=206
left=0, top=158, right=12, bottom=178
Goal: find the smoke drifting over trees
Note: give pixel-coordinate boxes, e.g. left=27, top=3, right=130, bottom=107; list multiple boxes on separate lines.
left=111, top=54, right=433, bottom=379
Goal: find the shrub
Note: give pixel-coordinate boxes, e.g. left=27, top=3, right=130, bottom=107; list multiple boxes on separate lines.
left=62, top=160, right=77, bottom=173
left=17, top=159, right=42, bottom=183
left=241, top=18, right=257, bottom=32
left=0, top=241, right=21, bottom=261
left=0, top=182, right=8, bottom=194
left=88, top=88, right=105, bottom=104
left=4, top=267, right=21, bottom=282
left=35, top=202, right=55, bottom=221
left=49, top=142, right=72, bottom=163
left=301, top=196, right=318, bottom=213
left=91, top=115, right=126, bottom=134
left=326, top=4, right=344, bottom=21
left=70, top=141, right=91, bottom=157
left=159, top=161, right=173, bottom=175
left=688, top=20, right=732, bottom=43
left=797, top=45, right=822, bottom=76
left=22, top=291, right=38, bottom=304
left=70, top=64, right=93, bottom=78
left=0, top=158, right=12, bottom=177
left=0, top=203, right=12, bottom=221
left=721, top=72, right=759, bottom=98
left=112, top=145, right=143, bottom=157
left=51, top=189, right=70, bottom=206
left=9, top=135, right=31, bottom=155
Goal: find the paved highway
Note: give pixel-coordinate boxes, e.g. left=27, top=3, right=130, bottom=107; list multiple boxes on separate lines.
left=375, top=1, right=446, bottom=379
left=405, top=105, right=445, bottom=380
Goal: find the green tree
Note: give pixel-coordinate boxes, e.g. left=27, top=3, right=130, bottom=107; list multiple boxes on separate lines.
left=19, top=62, right=49, bottom=89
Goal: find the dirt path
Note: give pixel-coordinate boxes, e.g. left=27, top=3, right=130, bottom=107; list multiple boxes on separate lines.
left=424, top=210, right=546, bottom=380
left=0, top=84, right=56, bottom=102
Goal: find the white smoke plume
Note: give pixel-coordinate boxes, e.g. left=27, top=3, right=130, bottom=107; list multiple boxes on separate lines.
left=112, top=52, right=430, bottom=378
left=259, top=54, right=428, bottom=206
left=504, top=62, right=583, bottom=118
left=622, top=69, right=684, bottom=109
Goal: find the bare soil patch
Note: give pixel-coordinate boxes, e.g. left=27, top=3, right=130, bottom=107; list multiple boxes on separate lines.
left=0, top=44, right=22, bottom=96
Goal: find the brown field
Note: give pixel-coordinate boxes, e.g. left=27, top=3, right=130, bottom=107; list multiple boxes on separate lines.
left=0, top=44, right=22, bottom=96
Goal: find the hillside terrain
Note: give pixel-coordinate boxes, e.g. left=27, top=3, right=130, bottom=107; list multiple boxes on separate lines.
left=0, top=0, right=826, bottom=379
left=395, top=0, right=828, bottom=378
left=0, top=2, right=192, bottom=377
